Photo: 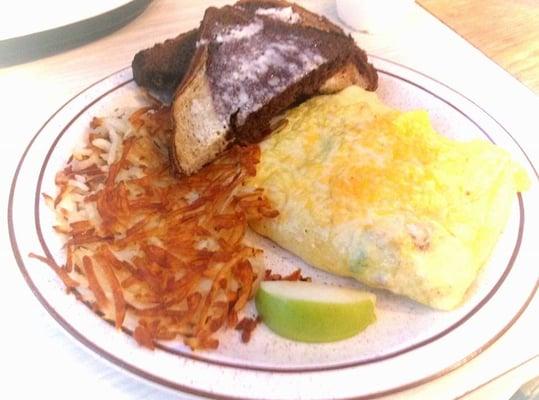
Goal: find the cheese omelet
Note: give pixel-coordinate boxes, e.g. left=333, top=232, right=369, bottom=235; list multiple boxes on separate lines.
left=246, top=86, right=530, bottom=310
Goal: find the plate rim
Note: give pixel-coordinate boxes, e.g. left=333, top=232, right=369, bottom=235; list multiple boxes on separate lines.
left=8, top=57, right=539, bottom=399
left=31, top=69, right=526, bottom=374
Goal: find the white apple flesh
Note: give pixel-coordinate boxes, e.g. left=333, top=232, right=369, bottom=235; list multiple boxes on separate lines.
left=255, top=281, right=376, bottom=342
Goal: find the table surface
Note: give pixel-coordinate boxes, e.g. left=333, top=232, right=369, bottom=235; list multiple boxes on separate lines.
left=0, top=1, right=538, bottom=400
left=418, top=0, right=539, bottom=94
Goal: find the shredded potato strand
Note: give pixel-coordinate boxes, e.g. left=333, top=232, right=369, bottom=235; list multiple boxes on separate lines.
left=36, top=104, right=277, bottom=349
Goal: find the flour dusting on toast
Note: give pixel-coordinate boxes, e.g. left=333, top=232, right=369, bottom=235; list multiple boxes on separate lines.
left=211, top=34, right=326, bottom=124
left=255, top=6, right=301, bottom=23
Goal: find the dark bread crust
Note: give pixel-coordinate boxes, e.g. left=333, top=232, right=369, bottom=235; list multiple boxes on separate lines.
left=351, top=46, right=378, bottom=91
left=132, top=29, right=198, bottom=101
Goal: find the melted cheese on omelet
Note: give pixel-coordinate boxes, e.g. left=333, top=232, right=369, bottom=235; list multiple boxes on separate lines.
left=247, top=86, right=530, bottom=310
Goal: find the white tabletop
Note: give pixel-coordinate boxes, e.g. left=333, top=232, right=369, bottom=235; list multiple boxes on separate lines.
left=1, top=1, right=537, bottom=399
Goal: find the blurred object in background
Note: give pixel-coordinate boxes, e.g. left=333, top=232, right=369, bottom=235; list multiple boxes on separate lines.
left=510, top=375, right=539, bottom=400
left=0, top=0, right=150, bottom=66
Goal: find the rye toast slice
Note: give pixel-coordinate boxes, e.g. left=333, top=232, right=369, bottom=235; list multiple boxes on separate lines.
left=171, top=2, right=378, bottom=175
left=132, top=0, right=377, bottom=103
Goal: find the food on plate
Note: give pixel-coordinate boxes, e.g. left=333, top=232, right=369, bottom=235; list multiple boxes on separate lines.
left=138, top=0, right=377, bottom=175
left=132, top=0, right=377, bottom=104
left=36, top=105, right=278, bottom=350
left=246, top=86, right=530, bottom=310
left=35, top=0, right=381, bottom=353
left=35, top=0, right=530, bottom=354
left=255, top=281, right=376, bottom=342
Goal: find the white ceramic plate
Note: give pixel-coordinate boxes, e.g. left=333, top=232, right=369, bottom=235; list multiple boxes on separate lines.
left=9, top=57, right=539, bottom=399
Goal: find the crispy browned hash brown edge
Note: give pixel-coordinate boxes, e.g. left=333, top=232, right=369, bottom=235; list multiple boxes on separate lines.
left=31, top=104, right=314, bottom=350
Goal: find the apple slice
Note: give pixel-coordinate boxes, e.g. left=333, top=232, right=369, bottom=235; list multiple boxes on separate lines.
left=255, top=280, right=376, bottom=342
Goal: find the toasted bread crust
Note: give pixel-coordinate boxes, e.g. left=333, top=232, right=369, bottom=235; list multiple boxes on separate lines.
left=132, top=29, right=198, bottom=102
